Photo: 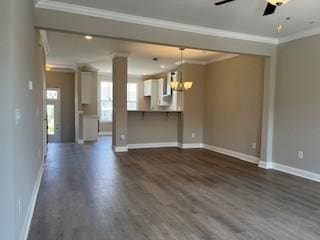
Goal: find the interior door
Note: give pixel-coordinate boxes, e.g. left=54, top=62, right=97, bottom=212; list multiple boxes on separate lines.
left=46, top=88, right=61, bottom=143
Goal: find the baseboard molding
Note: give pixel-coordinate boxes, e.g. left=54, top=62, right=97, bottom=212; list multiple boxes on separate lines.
left=112, top=145, right=128, bottom=152
left=98, top=131, right=112, bottom=136
left=258, top=161, right=273, bottom=169
left=128, top=142, right=178, bottom=149
left=77, top=139, right=84, bottom=144
left=19, top=162, right=44, bottom=240
left=178, top=143, right=204, bottom=149
left=203, top=144, right=260, bottom=164
left=272, top=162, right=320, bottom=183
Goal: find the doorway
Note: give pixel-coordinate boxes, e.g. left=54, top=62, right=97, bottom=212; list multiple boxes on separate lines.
left=46, top=88, right=61, bottom=142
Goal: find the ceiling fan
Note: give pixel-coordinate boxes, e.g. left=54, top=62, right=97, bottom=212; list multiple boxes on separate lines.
left=214, top=0, right=290, bottom=16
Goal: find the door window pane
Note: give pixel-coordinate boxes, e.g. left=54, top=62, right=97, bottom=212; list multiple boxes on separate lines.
left=47, top=90, right=58, bottom=99
left=47, top=104, right=55, bottom=135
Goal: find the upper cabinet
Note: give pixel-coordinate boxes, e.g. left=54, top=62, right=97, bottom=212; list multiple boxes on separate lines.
left=81, top=72, right=93, bottom=104
left=144, top=80, right=152, bottom=96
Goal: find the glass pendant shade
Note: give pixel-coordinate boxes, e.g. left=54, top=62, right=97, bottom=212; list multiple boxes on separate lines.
left=266, top=0, right=289, bottom=6
left=170, top=80, right=179, bottom=89
left=183, top=82, right=193, bottom=90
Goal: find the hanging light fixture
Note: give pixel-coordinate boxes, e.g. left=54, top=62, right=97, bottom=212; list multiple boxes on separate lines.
left=170, top=48, right=193, bottom=91
left=266, top=0, right=289, bottom=6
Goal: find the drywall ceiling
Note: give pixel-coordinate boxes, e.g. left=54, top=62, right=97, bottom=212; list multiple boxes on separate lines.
left=46, top=31, right=232, bottom=75
left=41, top=0, right=320, bottom=39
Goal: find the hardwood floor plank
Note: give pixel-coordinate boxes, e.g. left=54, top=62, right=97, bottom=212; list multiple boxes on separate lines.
left=28, top=137, right=320, bottom=240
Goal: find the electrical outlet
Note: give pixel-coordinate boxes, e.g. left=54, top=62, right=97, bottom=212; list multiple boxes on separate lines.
left=18, top=199, right=21, bottom=216
left=191, top=133, right=196, bottom=138
left=252, top=142, right=257, bottom=149
left=298, top=151, right=304, bottom=160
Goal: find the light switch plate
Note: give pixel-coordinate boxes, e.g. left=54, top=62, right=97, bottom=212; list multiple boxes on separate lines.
left=298, top=151, right=304, bottom=160
left=15, top=108, right=21, bottom=126
left=28, top=80, right=33, bottom=91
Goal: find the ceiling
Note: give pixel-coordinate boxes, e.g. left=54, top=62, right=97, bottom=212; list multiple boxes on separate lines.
left=45, top=0, right=320, bottom=38
left=46, top=31, right=232, bottom=75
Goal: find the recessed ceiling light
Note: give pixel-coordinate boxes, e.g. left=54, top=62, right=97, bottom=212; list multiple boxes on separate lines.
left=143, top=73, right=147, bottom=75
left=161, top=65, right=165, bottom=69
left=84, top=35, right=93, bottom=40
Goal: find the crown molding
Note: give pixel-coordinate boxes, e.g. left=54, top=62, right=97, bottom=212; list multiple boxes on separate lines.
left=35, top=0, right=278, bottom=45
left=39, top=30, right=50, bottom=55
left=98, top=71, right=144, bottom=78
left=46, top=64, right=76, bottom=72
left=278, top=26, right=320, bottom=44
left=110, top=52, right=130, bottom=59
left=205, top=54, right=239, bottom=65
left=175, top=60, right=206, bottom=66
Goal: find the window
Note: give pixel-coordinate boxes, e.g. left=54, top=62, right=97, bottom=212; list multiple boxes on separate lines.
left=100, top=81, right=113, bottom=122
left=127, top=83, right=138, bottom=110
left=99, top=81, right=138, bottom=121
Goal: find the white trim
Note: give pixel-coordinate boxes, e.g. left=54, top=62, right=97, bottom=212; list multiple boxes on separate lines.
left=272, top=163, right=320, bottom=183
left=112, top=145, right=128, bottom=152
left=258, top=161, right=273, bottom=169
left=98, top=71, right=144, bottom=79
left=178, top=143, right=204, bottom=149
left=128, top=142, right=178, bottom=149
left=278, top=27, right=320, bottom=44
left=35, top=0, right=278, bottom=45
left=77, top=139, right=84, bottom=144
left=110, top=52, right=130, bottom=59
left=203, top=144, right=260, bottom=164
left=98, top=131, right=112, bottom=136
left=175, top=60, right=206, bottom=66
left=46, top=64, right=76, bottom=71
left=39, top=30, right=50, bottom=55
left=19, top=162, right=44, bottom=240
left=205, top=54, right=240, bottom=65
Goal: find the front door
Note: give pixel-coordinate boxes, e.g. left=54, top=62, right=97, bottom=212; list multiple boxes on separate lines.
left=46, top=88, right=61, bottom=143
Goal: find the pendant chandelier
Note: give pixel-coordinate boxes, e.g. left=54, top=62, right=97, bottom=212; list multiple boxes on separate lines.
left=170, top=48, right=193, bottom=91
left=266, top=0, right=289, bottom=6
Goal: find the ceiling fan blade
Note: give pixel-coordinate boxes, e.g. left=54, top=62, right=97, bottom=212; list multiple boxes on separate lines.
left=214, top=0, right=236, bottom=6
left=263, top=3, right=277, bottom=16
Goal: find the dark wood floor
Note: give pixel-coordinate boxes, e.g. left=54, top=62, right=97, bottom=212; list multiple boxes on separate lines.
left=28, top=137, right=320, bottom=240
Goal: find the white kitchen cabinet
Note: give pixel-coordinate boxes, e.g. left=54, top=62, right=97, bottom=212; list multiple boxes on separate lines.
left=144, top=80, right=152, bottom=96
left=81, top=72, right=93, bottom=104
left=83, top=115, right=98, bottom=141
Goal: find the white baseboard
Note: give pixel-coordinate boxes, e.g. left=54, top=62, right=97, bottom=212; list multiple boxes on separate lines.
left=272, top=162, right=320, bottom=183
left=203, top=144, right=260, bottom=164
left=258, top=161, right=273, bottom=169
left=112, top=145, right=128, bottom=152
left=178, top=143, right=204, bottom=149
left=98, top=131, right=112, bottom=136
left=77, top=139, right=84, bottom=144
left=128, top=142, right=178, bottom=149
left=19, top=162, right=44, bottom=240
